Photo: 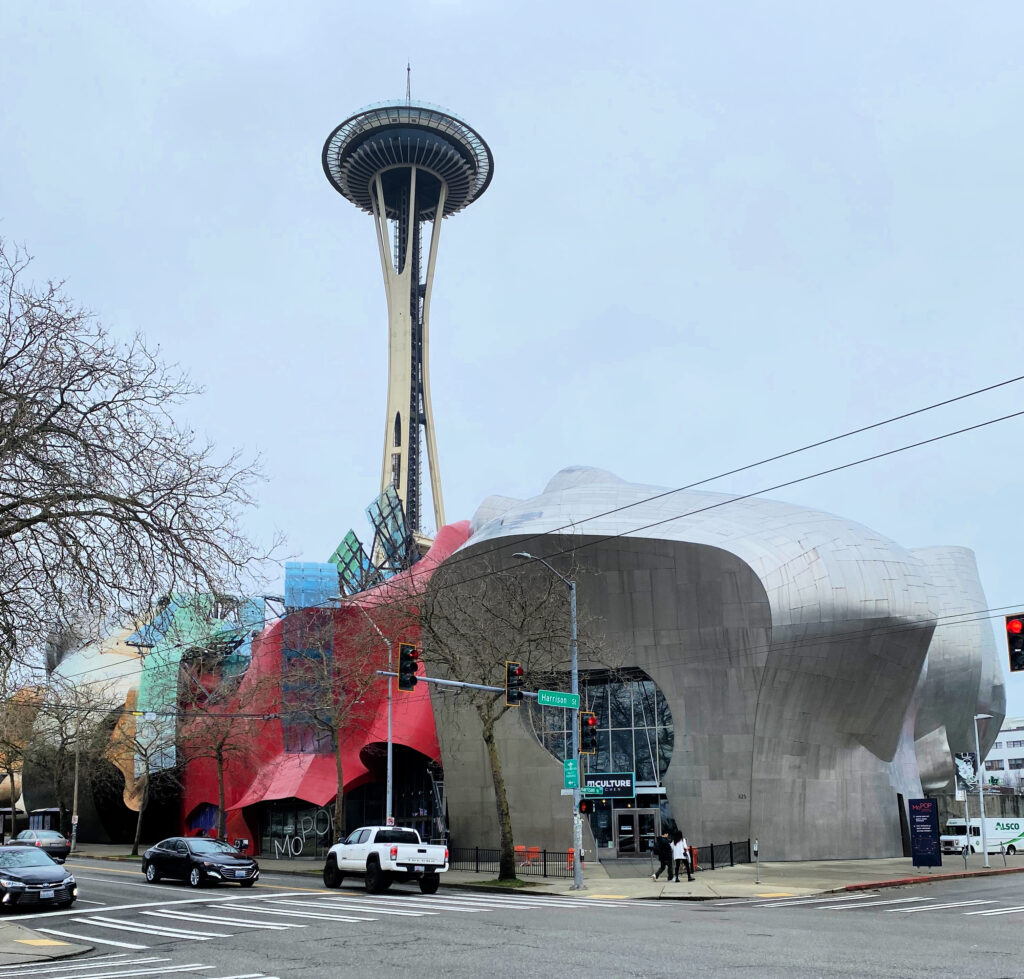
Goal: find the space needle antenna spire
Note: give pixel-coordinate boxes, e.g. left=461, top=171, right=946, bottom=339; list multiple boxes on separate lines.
left=406, top=63, right=411, bottom=103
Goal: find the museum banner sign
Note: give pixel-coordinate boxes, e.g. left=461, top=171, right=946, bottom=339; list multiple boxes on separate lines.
left=583, top=772, right=636, bottom=799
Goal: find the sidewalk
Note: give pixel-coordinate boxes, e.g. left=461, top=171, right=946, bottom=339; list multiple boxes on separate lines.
left=3, top=846, right=1022, bottom=967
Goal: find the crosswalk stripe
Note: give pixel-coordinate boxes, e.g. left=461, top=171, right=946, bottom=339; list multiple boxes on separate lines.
left=278, top=899, right=432, bottom=917
left=757, top=895, right=871, bottom=908
left=0, top=953, right=145, bottom=976
left=321, top=896, right=489, bottom=913
left=965, top=904, right=1024, bottom=916
left=227, top=904, right=377, bottom=923
left=76, top=915, right=226, bottom=940
left=890, top=900, right=994, bottom=913
left=22, top=964, right=210, bottom=979
left=36, top=929, right=147, bottom=951
left=141, top=909, right=300, bottom=929
left=818, top=897, right=932, bottom=910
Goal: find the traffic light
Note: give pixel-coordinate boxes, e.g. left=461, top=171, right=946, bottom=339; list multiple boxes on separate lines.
left=398, top=643, right=420, bottom=691
left=505, top=661, right=524, bottom=706
left=580, top=711, right=598, bottom=754
left=1008, top=615, right=1024, bottom=672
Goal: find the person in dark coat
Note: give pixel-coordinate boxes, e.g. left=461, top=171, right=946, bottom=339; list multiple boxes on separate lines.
left=651, top=830, right=673, bottom=881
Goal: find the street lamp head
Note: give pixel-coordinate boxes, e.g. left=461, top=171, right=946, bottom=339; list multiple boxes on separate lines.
left=512, top=552, right=534, bottom=560
left=975, top=713, right=993, bottom=720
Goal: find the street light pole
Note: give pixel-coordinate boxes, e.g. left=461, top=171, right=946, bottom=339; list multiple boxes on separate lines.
left=974, top=712, right=992, bottom=868
left=514, top=552, right=585, bottom=891
left=332, top=597, right=394, bottom=824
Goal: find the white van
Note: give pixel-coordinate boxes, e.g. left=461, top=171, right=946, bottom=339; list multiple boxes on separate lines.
left=940, top=817, right=1024, bottom=855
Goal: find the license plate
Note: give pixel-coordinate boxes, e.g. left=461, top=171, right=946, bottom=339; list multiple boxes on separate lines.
left=40, top=889, right=54, bottom=899
left=414, top=865, right=424, bottom=872
left=235, top=870, right=246, bottom=878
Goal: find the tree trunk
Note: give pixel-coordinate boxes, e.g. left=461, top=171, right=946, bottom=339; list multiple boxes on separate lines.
left=333, top=738, right=344, bottom=843
left=5, top=768, right=16, bottom=838
left=131, top=777, right=149, bottom=857
left=217, top=750, right=226, bottom=840
left=481, top=714, right=516, bottom=880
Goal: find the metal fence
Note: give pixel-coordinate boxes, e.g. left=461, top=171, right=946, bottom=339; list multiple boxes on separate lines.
left=448, top=846, right=575, bottom=878
left=449, top=840, right=750, bottom=877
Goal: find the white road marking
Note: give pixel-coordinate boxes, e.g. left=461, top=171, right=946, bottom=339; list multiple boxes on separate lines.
left=965, top=904, right=1024, bottom=916
left=75, top=916, right=226, bottom=940
left=275, top=898, right=431, bottom=917
left=226, top=904, right=377, bottom=923
left=757, top=894, right=872, bottom=908
left=890, top=900, right=994, bottom=913
left=0, top=953, right=145, bottom=975
left=19, top=964, right=210, bottom=979
left=141, top=909, right=301, bottom=930
left=819, top=897, right=932, bottom=910
left=9, top=891, right=313, bottom=922
left=35, top=929, right=147, bottom=950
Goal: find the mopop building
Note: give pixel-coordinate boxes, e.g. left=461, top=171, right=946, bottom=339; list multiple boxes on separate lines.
left=322, top=99, right=493, bottom=544
left=430, top=467, right=1005, bottom=861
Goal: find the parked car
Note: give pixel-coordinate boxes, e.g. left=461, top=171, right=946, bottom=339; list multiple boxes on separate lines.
left=323, top=826, right=448, bottom=894
left=0, top=847, right=77, bottom=910
left=4, top=830, right=71, bottom=863
left=142, top=837, right=259, bottom=888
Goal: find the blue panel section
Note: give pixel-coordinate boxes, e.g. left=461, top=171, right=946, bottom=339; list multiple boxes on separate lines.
left=284, top=562, right=341, bottom=612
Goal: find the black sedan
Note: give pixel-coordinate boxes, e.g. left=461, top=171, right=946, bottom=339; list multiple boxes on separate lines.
left=0, top=847, right=77, bottom=910
left=4, top=830, right=71, bottom=863
left=142, top=837, right=259, bottom=888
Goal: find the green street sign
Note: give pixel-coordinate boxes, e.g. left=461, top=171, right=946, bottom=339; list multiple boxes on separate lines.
left=563, top=758, right=579, bottom=789
left=538, top=689, right=580, bottom=710
left=581, top=785, right=602, bottom=796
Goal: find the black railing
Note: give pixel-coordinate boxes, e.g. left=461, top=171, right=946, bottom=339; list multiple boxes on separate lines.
left=449, top=840, right=750, bottom=877
left=448, top=846, right=575, bottom=878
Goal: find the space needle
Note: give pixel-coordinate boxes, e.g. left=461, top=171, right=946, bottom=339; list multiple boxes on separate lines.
left=322, top=85, right=493, bottom=544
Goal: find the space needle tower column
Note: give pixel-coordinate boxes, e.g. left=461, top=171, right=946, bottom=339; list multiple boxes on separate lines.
left=322, top=99, right=493, bottom=540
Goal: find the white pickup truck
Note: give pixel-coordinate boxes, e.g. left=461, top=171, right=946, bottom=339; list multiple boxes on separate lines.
left=322, top=826, right=449, bottom=894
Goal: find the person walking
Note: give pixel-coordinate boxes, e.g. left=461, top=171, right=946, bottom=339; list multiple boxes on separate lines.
left=671, top=830, right=694, bottom=882
left=651, top=830, right=673, bottom=881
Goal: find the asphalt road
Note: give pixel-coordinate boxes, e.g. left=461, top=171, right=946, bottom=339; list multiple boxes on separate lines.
left=5, top=858, right=1024, bottom=978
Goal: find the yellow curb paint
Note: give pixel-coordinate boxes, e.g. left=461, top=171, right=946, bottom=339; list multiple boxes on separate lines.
left=587, top=894, right=627, bottom=899
left=756, top=892, right=794, bottom=897
left=16, top=939, right=71, bottom=946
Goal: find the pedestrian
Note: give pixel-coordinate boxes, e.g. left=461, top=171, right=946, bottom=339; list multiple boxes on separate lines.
left=651, top=830, right=673, bottom=881
left=671, top=830, right=694, bottom=882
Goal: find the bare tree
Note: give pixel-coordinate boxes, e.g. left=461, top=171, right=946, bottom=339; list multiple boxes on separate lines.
left=0, top=239, right=280, bottom=670
left=0, top=684, right=42, bottom=837
left=23, top=674, right=119, bottom=837
left=416, top=556, right=604, bottom=880
left=279, top=608, right=386, bottom=840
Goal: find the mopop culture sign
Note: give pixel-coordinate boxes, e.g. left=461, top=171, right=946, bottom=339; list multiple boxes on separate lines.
left=582, top=772, right=636, bottom=799
left=908, top=798, right=942, bottom=868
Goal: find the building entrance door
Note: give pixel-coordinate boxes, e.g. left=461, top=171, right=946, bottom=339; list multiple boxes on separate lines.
left=614, top=809, right=660, bottom=856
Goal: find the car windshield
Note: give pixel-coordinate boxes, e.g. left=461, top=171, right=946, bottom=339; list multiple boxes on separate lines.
left=188, top=839, right=239, bottom=855
left=0, top=848, right=57, bottom=868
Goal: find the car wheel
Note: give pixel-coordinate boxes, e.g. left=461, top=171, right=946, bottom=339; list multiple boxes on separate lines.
left=239, top=878, right=255, bottom=888
left=365, top=859, right=390, bottom=894
left=1008, top=846, right=1017, bottom=856
left=323, top=859, right=343, bottom=889
left=188, top=866, right=204, bottom=888
left=419, top=874, right=440, bottom=895
left=144, top=862, right=160, bottom=883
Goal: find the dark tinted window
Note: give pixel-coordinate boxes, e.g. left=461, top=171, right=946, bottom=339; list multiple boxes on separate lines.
left=375, top=830, right=420, bottom=844
left=189, top=839, right=239, bottom=855
left=156, top=839, right=177, bottom=851
left=173, top=840, right=189, bottom=854
left=0, top=848, right=55, bottom=867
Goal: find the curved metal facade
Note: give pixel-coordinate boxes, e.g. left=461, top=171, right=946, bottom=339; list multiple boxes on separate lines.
left=434, top=466, right=1004, bottom=860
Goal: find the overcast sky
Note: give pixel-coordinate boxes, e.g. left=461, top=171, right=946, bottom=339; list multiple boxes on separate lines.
left=3, top=2, right=1023, bottom=715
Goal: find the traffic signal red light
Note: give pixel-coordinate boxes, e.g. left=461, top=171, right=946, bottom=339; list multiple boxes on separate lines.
left=398, top=643, right=420, bottom=691
left=1008, top=616, right=1024, bottom=673
left=505, top=661, right=525, bottom=706
left=580, top=711, right=599, bottom=754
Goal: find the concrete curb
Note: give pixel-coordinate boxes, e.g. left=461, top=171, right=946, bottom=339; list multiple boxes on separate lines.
left=844, top=864, right=1024, bottom=891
